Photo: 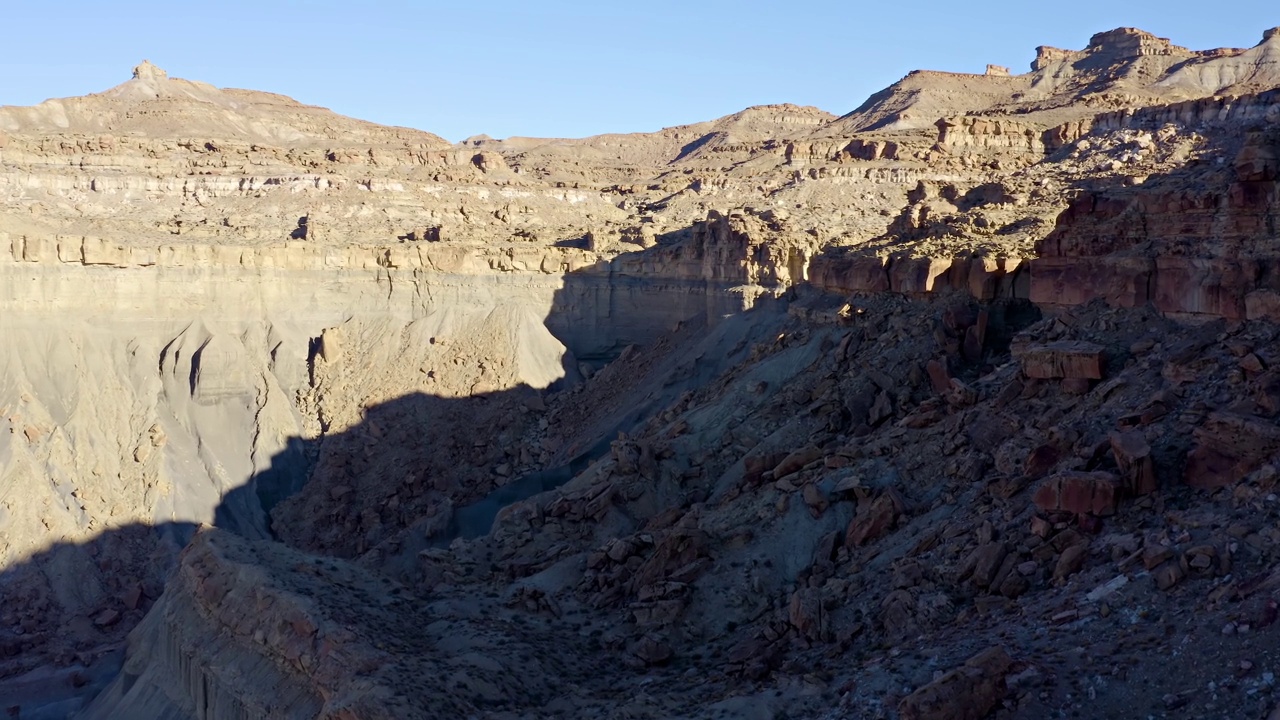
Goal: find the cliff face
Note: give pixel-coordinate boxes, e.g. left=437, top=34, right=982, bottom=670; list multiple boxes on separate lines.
left=1031, top=94, right=1280, bottom=319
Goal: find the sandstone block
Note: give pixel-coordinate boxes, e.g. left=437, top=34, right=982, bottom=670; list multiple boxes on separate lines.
left=22, top=235, right=57, bottom=263
left=807, top=255, right=889, bottom=294
left=93, top=609, right=121, bottom=627
left=1110, top=431, right=1157, bottom=495
left=1184, top=412, right=1280, bottom=489
left=743, top=452, right=786, bottom=485
left=81, top=236, right=129, bottom=266
left=967, top=258, right=1003, bottom=300
left=1032, top=471, right=1120, bottom=516
left=1142, top=545, right=1174, bottom=570
left=962, top=311, right=987, bottom=363
left=889, top=257, right=955, bottom=294
left=1014, top=340, right=1105, bottom=379
left=1154, top=561, right=1186, bottom=590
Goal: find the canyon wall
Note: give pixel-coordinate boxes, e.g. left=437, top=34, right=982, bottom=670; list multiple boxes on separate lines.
left=0, top=224, right=788, bottom=684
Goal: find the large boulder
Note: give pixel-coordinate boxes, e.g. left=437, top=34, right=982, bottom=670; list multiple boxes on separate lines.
left=898, top=646, right=1013, bottom=720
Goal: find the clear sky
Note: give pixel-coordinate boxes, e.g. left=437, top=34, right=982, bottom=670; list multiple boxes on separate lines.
left=1, top=1, right=1275, bottom=141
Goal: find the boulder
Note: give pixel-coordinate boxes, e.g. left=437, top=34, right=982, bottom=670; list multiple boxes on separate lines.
left=1184, top=412, right=1280, bottom=489
left=1032, top=471, right=1120, bottom=516
left=898, top=646, right=1013, bottom=720
left=627, top=636, right=673, bottom=666
left=1053, top=544, right=1088, bottom=582
left=788, top=588, right=828, bottom=642
left=1110, top=431, right=1157, bottom=495
left=845, top=490, right=904, bottom=546
left=1013, top=340, right=1105, bottom=380
left=773, top=445, right=823, bottom=479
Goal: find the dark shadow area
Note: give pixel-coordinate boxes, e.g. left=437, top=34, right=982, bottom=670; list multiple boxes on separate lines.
left=550, top=235, right=590, bottom=249
left=289, top=216, right=308, bottom=240
left=671, top=132, right=717, bottom=163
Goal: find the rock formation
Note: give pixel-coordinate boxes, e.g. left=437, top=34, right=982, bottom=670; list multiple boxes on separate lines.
left=1, top=25, right=1280, bottom=719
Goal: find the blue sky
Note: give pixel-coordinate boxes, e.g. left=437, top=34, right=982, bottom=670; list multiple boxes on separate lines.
left=1, top=1, right=1275, bottom=141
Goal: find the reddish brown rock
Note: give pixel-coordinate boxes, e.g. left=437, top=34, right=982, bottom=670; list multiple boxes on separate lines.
left=1184, top=545, right=1220, bottom=575
left=1053, top=544, right=1088, bottom=582
left=1143, top=545, right=1174, bottom=570
left=773, top=445, right=822, bottom=479
left=1110, top=431, right=1157, bottom=496
left=1242, top=353, right=1267, bottom=374
left=1032, top=471, right=1121, bottom=516
left=1023, top=444, right=1061, bottom=478
left=1030, top=515, right=1052, bottom=538
left=942, top=304, right=977, bottom=334
left=1185, top=412, right=1280, bottom=489
left=802, top=483, right=829, bottom=518
left=962, top=326, right=982, bottom=363
left=1246, top=289, right=1280, bottom=322
left=1014, top=340, right=1105, bottom=380
left=898, top=646, right=1013, bottom=720
left=927, top=359, right=953, bottom=395
left=1256, top=373, right=1280, bottom=415
left=1152, top=258, right=1253, bottom=320
left=944, top=379, right=978, bottom=408
left=788, top=588, right=828, bottom=642
left=845, top=491, right=904, bottom=546
left=1028, top=256, right=1153, bottom=309
left=807, top=255, right=890, bottom=294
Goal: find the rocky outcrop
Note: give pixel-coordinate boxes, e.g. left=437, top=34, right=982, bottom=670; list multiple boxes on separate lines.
left=898, top=647, right=1013, bottom=720
left=935, top=117, right=1046, bottom=160
left=1029, top=102, right=1280, bottom=320
left=81, top=529, right=582, bottom=719
left=808, top=253, right=1025, bottom=300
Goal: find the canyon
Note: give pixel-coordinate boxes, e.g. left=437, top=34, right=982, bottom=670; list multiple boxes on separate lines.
left=0, top=25, right=1279, bottom=719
